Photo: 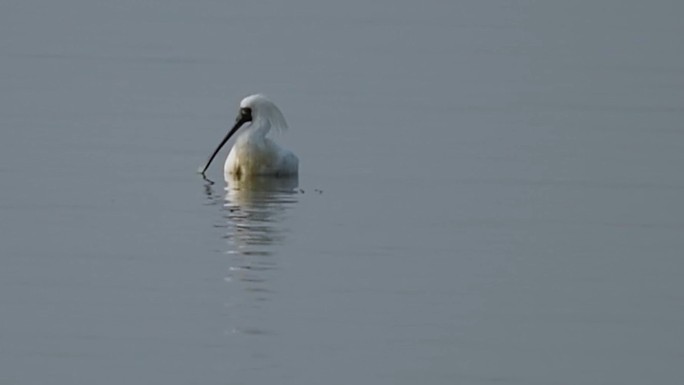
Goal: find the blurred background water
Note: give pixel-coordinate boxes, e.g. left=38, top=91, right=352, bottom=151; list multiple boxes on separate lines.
left=1, top=1, right=683, bottom=384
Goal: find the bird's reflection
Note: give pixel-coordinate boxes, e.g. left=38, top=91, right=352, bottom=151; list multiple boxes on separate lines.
left=223, top=175, right=299, bottom=256
left=203, top=174, right=299, bottom=336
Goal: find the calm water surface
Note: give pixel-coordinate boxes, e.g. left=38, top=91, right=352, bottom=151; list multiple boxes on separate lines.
left=2, top=1, right=683, bottom=384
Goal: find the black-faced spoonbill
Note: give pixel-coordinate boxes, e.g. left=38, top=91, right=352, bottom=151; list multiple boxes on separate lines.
left=199, top=94, right=298, bottom=178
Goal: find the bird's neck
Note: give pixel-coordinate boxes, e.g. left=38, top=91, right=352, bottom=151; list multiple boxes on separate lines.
left=239, top=118, right=270, bottom=143
left=249, top=117, right=271, bottom=138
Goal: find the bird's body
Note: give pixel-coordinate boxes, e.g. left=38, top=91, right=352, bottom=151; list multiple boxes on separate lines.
left=225, top=131, right=298, bottom=177
left=200, top=94, right=298, bottom=178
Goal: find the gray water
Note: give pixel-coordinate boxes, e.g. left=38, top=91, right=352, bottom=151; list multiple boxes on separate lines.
left=2, top=1, right=683, bottom=384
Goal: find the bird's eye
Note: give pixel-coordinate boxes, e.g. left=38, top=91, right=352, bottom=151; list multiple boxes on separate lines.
left=241, top=107, right=251, bottom=116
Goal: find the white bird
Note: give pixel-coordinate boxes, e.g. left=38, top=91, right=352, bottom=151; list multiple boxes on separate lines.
left=199, top=94, right=298, bottom=178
